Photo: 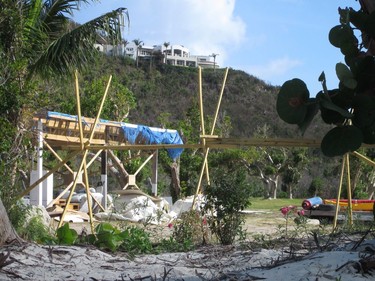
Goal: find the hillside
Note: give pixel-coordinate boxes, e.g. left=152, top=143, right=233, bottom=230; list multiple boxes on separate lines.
left=86, top=55, right=331, bottom=140
left=46, top=55, right=342, bottom=199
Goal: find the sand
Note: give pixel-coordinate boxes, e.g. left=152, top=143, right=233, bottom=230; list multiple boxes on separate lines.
left=0, top=235, right=374, bottom=280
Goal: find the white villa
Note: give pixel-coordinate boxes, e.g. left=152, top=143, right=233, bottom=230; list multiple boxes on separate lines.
left=94, top=41, right=219, bottom=69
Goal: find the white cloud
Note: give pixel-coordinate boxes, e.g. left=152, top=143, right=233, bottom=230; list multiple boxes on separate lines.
left=126, top=0, right=246, bottom=66
left=245, top=57, right=302, bottom=80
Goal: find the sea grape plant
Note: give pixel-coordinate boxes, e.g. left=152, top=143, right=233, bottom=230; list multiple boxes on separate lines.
left=276, top=2, right=375, bottom=157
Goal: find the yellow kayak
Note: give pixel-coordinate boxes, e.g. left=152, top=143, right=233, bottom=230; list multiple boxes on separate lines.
left=324, top=199, right=375, bottom=212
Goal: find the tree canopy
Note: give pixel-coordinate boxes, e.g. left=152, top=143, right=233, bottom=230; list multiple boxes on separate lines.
left=0, top=0, right=129, bottom=243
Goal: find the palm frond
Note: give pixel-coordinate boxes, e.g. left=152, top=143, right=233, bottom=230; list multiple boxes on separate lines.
left=41, top=1, right=93, bottom=37
left=29, top=7, right=129, bottom=78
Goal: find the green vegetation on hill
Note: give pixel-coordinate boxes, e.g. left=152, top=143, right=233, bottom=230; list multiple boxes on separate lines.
left=67, top=55, right=332, bottom=140
left=45, top=55, right=356, bottom=201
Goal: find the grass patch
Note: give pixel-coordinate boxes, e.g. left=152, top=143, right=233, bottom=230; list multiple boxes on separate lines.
left=247, top=197, right=302, bottom=210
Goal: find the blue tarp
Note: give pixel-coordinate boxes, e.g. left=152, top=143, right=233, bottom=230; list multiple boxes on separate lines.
left=47, top=111, right=184, bottom=160
left=121, top=124, right=183, bottom=160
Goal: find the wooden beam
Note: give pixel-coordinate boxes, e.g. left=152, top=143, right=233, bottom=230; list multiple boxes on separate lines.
left=43, top=134, right=106, bottom=145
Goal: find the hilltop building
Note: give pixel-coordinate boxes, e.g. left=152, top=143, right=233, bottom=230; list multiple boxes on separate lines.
left=94, top=41, right=219, bottom=69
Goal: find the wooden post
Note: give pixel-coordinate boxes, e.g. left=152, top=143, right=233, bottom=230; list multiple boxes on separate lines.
left=193, top=68, right=229, bottom=207
left=101, top=150, right=108, bottom=210
left=333, top=155, right=346, bottom=230
left=19, top=150, right=81, bottom=199
left=194, top=67, right=207, bottom=204
left=345, top=153, right=353, bottom=225
left=58, top=73, right=112, bottom=232
left=151, top=150, right=158, bottom=196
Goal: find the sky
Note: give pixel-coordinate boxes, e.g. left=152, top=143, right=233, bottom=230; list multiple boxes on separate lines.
left=73, top=0, right=360, bottom=96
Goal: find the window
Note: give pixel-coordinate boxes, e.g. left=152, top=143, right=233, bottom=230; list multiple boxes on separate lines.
left=186, top=61, right=196, bottom=67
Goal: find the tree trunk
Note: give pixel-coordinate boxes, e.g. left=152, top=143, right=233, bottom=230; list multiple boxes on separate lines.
left=270, top=181, right=277, bottom=199
left=287, top=185, right=293, bottom=199
left=269, top=175, right=279, bottom=199
left=0, top=198, right=18, bottom=245
left=107, top=150, right=129, bottom=188
left=170, top=161, right=181, bottom=203
left=263, top=180, right=270, bottom=198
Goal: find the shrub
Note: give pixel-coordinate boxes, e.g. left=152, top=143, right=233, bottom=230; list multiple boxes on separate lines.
left=118, top=225, right=153, bottom=255
left=172, top=209, right=209, bottom=249
left=203, top=167, right=252, bottom=245
left=56, top=223, right=78, bottom=245
left=83, top=223, right=152, bottom=254
left=16, top=206, right=55, bottom=244
left=19, top=216, right=55, bottom=244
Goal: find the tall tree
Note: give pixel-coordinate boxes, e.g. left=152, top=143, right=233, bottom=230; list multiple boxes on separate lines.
left=163, top=41, right=170, bottom=64
left=281, top=148, right=307, bottom=199
left=133, top=38, right=143, bottom=67
left=0, top=0, right=129, bottom=245
left=240, top=125, right=287, bottom=199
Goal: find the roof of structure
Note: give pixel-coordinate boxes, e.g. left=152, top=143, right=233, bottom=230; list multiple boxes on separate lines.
left=35, top=111, right=184, bottom=159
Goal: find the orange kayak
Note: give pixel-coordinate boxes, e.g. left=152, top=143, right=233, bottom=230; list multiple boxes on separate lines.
left=324, top=199, right=375, bottom=212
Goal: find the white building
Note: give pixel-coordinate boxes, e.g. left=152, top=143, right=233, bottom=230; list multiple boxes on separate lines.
left=96, top=41, right=218, bottom=69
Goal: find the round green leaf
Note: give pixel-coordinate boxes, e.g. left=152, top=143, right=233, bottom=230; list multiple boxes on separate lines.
left=277, top=79, right=309, bottom=124
left=321, top=126, right=363, bottom=157
left=320, top=107, right=346, bottom=125
left=298, top=99, right=319, bottom=135
left=329, top=25, right=354, bottom=48
left=320, top=99, right=353, bottom=118
left=340, top=40, right=358, bottom=57
left=317, top=89, right=351, bottom=125
left=336, top=63, right=357, bottom=89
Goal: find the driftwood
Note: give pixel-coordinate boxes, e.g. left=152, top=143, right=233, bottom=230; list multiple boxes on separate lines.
left=0, top=198, right=21, bottom=246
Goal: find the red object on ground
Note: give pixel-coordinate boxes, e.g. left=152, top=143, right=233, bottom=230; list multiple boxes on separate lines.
left=302, top=197, right=323, bottom=210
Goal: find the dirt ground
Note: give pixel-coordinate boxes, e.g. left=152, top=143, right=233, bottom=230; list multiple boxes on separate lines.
left=243, top=210, right=286, bottom=235
left=51, top=208, right=298, bottom=240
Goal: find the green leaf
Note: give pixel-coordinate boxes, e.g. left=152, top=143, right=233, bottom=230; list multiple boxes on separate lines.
left=321, top=126, right=363, bottom=157
left=317, top=89, right=352, bottom=125
left=339, top=40, right=359, bottom=57
left=30, top=7, right=130, bottom=77
left=329, top=25, right=354, bottom=48
left=349, top=10, right=368, bottom=30
left=298, top=99, right=319, bottom=135
left=276, top=79, right=309, bottom=124
left=86, top=234, right=97, bottom=244
left=95, top=222, right=119, bottom=234
left=320, top=107, right=346, bottom=125
left=336, top=63, right=357, bottom=89
left=318, top=71, right=325, bottom=82
left=95, top=232, right=122, bottom=252
left=320, top=99, right=353, bottom=118
left=56, top=223, right=78, bottom=245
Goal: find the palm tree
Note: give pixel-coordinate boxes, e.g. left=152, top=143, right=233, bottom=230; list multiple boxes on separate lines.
left=0, top=0, right=129, bottom=244
left=2, top=1, right=128, bottom=77
left=122, top=39, right=129, bottom=56
left=210, top=53, right=219, bottom=71
left=163, top=41, right=170, bottom=64
left=133, top=38, right=143, bottom=67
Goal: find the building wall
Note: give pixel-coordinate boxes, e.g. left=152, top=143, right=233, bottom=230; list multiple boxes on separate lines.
left=97, top=41, right=218, bottom=68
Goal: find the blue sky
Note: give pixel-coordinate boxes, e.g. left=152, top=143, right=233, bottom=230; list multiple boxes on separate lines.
left=74, top=0, right=359, bottom=96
